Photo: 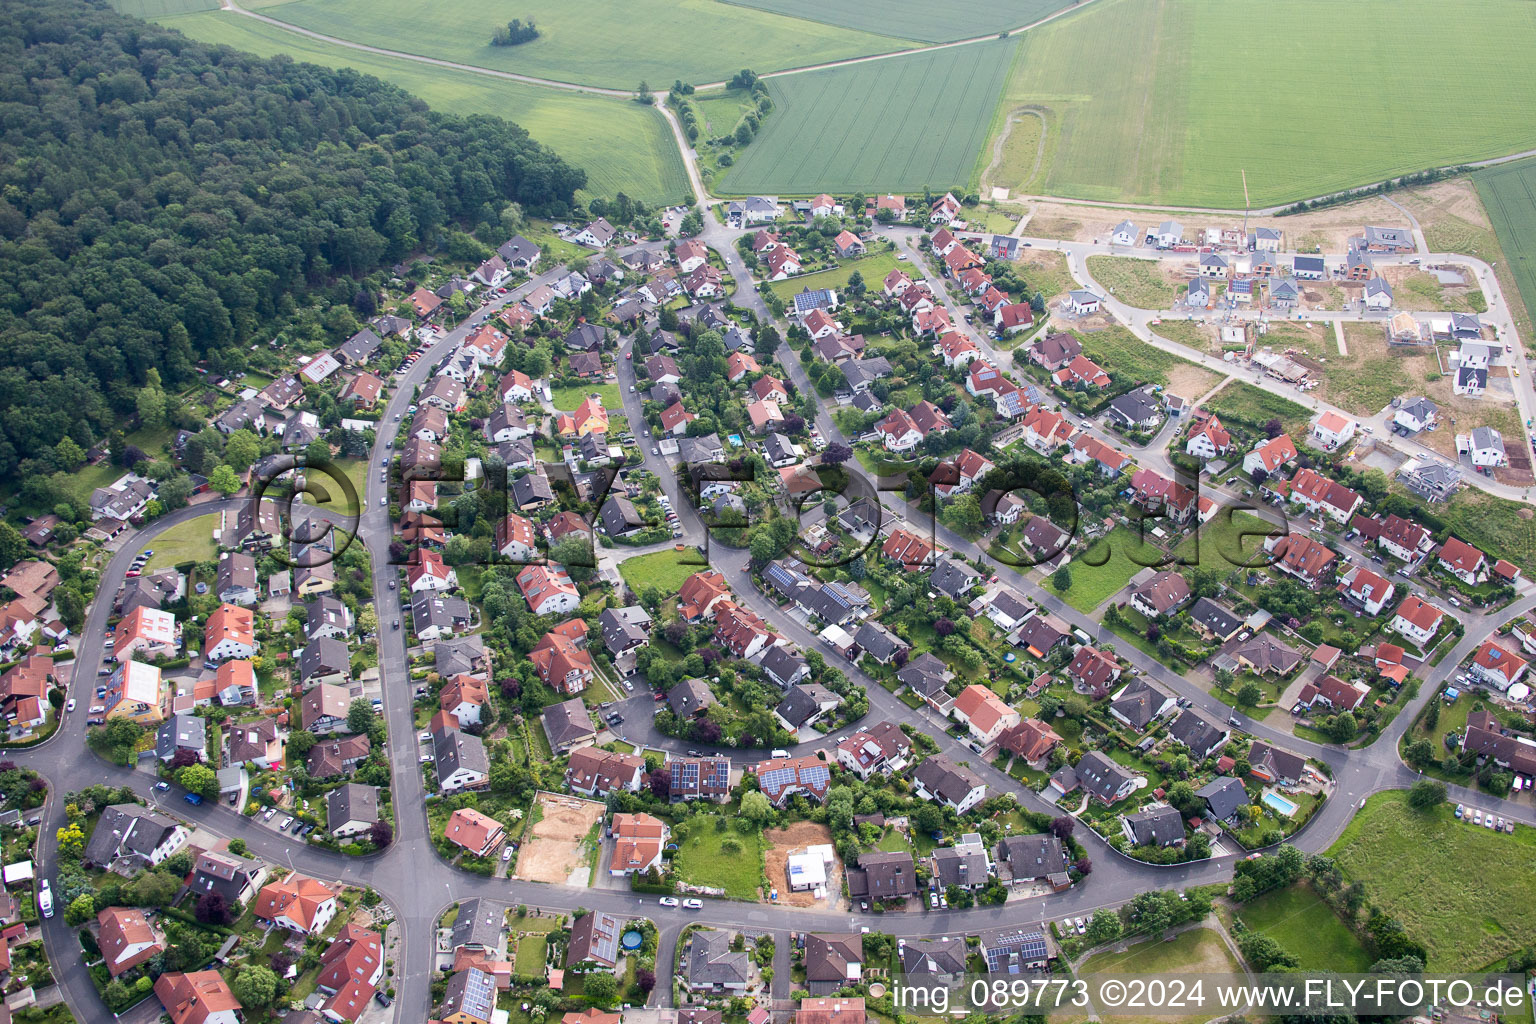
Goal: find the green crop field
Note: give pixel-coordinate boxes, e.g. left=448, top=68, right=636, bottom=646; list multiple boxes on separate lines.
left=248, top=0, right=916, bottom=89
left=993, top=0, right=1536, bottom=207
left=154, top=12, right=690, bottom=205
left=1330, top=790, right=1536, bottom=970
left=722, top=0, right=1073, bottom=43
left=719, top=39, right=1016, bottom=195
left=1476, top=156, right=1536, bottom=338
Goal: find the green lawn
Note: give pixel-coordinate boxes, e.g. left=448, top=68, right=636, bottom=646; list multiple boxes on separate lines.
left=1059, top=527, right=1164, bottom=612
left=1170, top=509, right=1281, bottom=578
left=1081, top=926, right=1242, bottom=975
left=720, top=37, right=1018, bottom=195
left=767, top=251, right=901, bottom=302
left=1085, top=256, right=1181, bottom=309
left=993, top=0, right=1536, bottom=207
left=1328, top=790, right=1536, bottom=970
left=670, top=816, right=765, bottom=900
left=617, top=548, right=707, bottom=596
left=245, top=0, right=917, bottom=88
left=152, top=10, right=689, bottom=204
left=1203, top=380, right=1311, bottom=438
left=145, top=514, right=222, bottom=571
left=550, top=383, right=621, bottom=411
left=1229, top=882, right=1372, bottom=972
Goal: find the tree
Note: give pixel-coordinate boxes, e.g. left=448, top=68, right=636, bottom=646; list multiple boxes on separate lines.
left=584, top=972, right=618, bottom=1005
left=1235, top=680, right=1263, bottom=708
left=1404, top=739, right=1436, bottom=771
left=1049, top=816, right=1075, bottom=840
left=1085, top=908, right=1121, bottom=945
left=56, top=822, right=85, bottom=858
left=636, top=968, right=656, bottom=993
left=227, top=838, right=246, bottom=855
left=1407, top=778, right=1446, bottom=809
left=1051, top=566, right=1073, bottom=592
left=370, top=820, right=394, bottom=848
left=1326, top=712, right=1358, bottom=744
left=195, top=892, right=232, bottom=925
left=232, top=966, right=279, bottom=1008
left=64, top=892, right=95, bottom=925
left=822, top=443, right=853, bottom=466
left=346, top=698, right=376, bottom=735
left=941, top=494, right=984, bottom=533
left=740, top=790, right=772, bottom=824
left=176, top=763, right=217, bottom=798
left=208, top=464, right=241, bottom=496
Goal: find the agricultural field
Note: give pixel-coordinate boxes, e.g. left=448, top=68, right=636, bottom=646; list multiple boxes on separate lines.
left=767, top=251, right=901, bottom=301
left=1329, top=790, right=1536, bottom=970
left=245, top=0, right=916, bottom=88
left=1084, top=256, right=1182, bottom=309
left=992, top=0, right=1536, bottom=207
left=112, top=0, right=217, bottom=14
left=1227, top=883, right=1372, bottom=972
left=1074, top=325, right=1221, bottom=396
left=154, top=12, right=690, bottom=205
left=727, top=0, right=1072, bottom=43
left=719, top=38, right=1017, bottom=195
left=1476, top=156, right=1536, bottom=343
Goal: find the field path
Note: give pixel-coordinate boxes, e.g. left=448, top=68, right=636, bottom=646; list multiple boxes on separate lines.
left=980, top=107, right=1047, bottom=197
left=1332, top=320, right=1347, bottom=356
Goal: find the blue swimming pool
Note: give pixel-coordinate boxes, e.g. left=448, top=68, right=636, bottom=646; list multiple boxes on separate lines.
left=1263, top=791, right=1299, bottom=817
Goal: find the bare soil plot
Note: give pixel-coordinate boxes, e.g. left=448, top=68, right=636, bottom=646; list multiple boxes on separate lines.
left=762, top=821, right=838, bottom=908
left=513, top=793, right=607, bottom=884
left=1014, top=249, right=1075, bottom=302
left=1378, top=265, right=1486, bottom=313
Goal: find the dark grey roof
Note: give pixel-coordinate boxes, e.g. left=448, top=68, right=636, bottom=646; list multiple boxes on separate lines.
left=1107, top=389, right=1162, bottom=426
left=995, top=834, right=1065, bottom=877
left=300, top=636, right=350, bottom=682
left=600, top=495, right=645, bottom=536
left=83, top=804, right=180, bottom=871
left=435, top=635, right=486, bottom=677
left=304, top=595, right=351, bottom=640
left=901, top=939, right=968, bottom=978
left=896, top=652, right=950, bottom=697
left=326, top=783, right=379, bottom=831
left=931, top=845, right=989, bottom=888
left=760, top=645, right=808, bottom=688
left=1075, top=750, right=1135, bottom=802
left=498, top=235, right=541, bottom=265
left=338, top=328, right=383, bottom=363
left=541, top=699, right=596, bottom=748
left=434, top=728, right=489, bottom=785
left=668, top=677, right=717, bottom=719
left=928, top=557, right=980, bottom=599
left=565, top=323, right=607, bottom=351
left=1189, top=597, right=1242, bottom=638
left=774, top=683, right=838, bottom=729
left=1109, top=678, right=1171, bottom=730
left=411, top=592, right=471, bottom=632
left=913, top=755, right=984, bottom=807
left=155, top=713, right=206, bottom=761
left=598, top=606, right=650, bottom=655
left=1196, top=776, right=1248, bottom=822
left=764, top=433, right=796, bottom=464
left=1167, top=710, right=1227, bottom=759
left=511, top=471, right=555, bottom=507
left=1124, top=804, right=1184, bottom=846
left=846, top=850, right=918, bottom=899
left=450, top=897, right=507, bottom=951
left=689, top=929, right=752, bottom=987
left=854, top=621, right=907, bottom=662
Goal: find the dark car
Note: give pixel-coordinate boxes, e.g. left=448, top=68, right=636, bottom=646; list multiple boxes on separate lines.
left=374, top=992, right=393, bottom=1007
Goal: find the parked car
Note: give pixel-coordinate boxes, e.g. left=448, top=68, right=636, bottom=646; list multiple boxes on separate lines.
left=659, top=897, right=680, bottom=907
left=682, top=898, right=703, bottom=910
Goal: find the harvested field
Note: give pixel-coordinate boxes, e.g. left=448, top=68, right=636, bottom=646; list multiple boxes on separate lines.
left=513, top=792, right=606, bottom=885
left=763, top=821, right=838, bottom=908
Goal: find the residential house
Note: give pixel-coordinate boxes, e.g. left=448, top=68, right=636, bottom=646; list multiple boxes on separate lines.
left=912, top=756, right=987, bottom=813
left=1312, top=411, right=1357, bottom=450
left=1074, top=750, right=1137, bottom=804
left=1129, top=570, right=1191, bottom=619
left=804, top=934, right=863, bottom=995
left=1122, top=804, right=1184, bottom=848
left=255, top=874, right=337, bottom=934
left=952, top=684, right=1020, bottom=746
left=541, top=699, right=597, bottom=754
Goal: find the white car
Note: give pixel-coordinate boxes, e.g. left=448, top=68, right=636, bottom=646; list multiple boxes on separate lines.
left=502, top=845, right=515, bottom=862
left=1075, top=917, right=1086, bottom=934
left=65, top=699, right=75, bottom=712
left=37, top=879, right=52, bottom=919
left=88, top=704, right=105, bottom=714
left=682, top=898, right=703, bottom=910
left=278, top=816, right=293, bottom=830
left=263, top=808, right=277, bottom=821
left=659, top=897, right=680, bottom=908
